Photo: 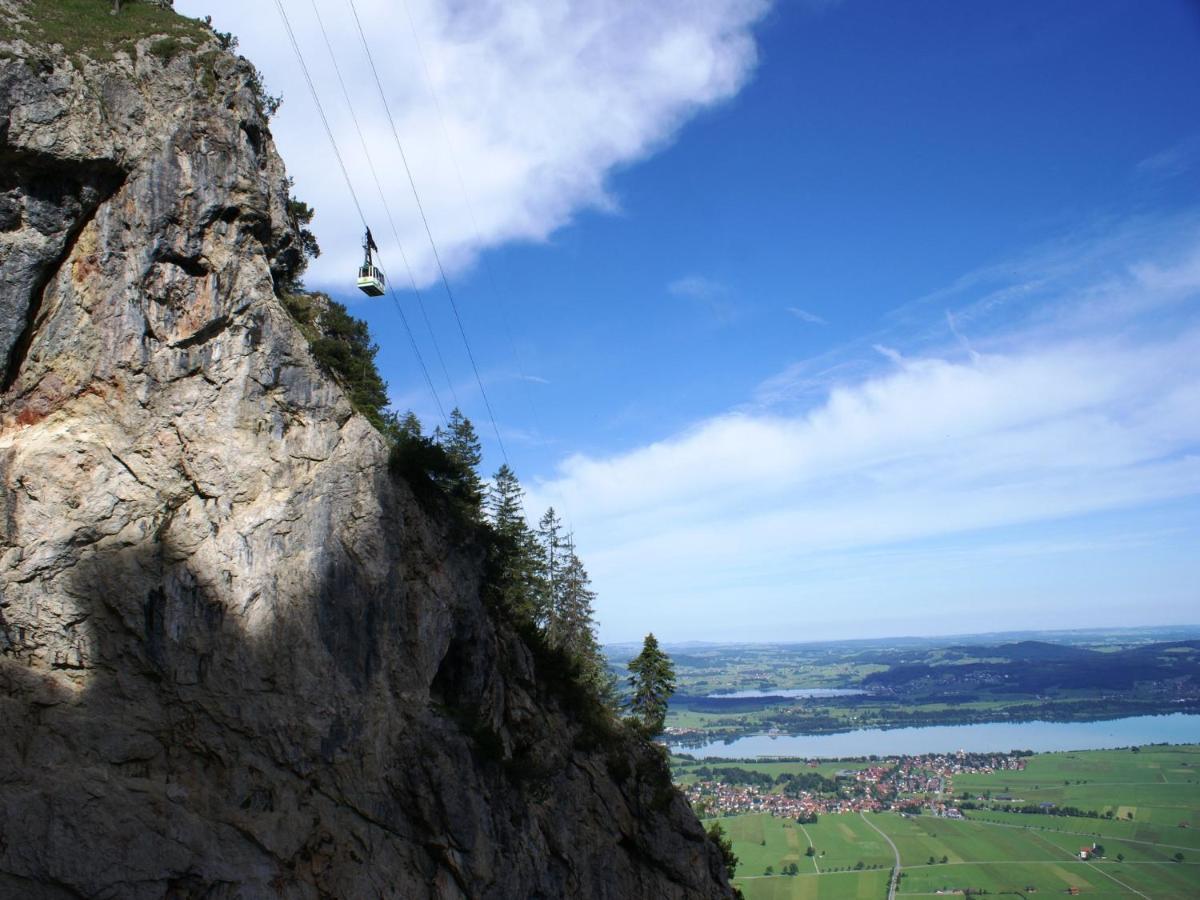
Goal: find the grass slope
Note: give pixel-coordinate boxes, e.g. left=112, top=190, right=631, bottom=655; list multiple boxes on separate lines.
left=0, top=0, right=209, bottom=59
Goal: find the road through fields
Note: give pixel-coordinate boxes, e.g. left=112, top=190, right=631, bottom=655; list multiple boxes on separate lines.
left=861, top=812, right=900, bottom=900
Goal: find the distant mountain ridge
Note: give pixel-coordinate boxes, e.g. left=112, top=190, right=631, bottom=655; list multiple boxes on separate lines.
left=864, top=640, right=1200, bottom=693
left=605, top=625, right=1200, bottom=657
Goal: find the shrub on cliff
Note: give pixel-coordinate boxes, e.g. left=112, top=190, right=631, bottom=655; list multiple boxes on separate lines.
left=706, top=821, right=740, bottom=882
left=389, top=410, right=490, bottom=525
left=281, top=292, right=390, bottom=433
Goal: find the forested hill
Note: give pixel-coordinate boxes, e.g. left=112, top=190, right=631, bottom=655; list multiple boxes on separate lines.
left=863, top=640, right=1200, bottom=693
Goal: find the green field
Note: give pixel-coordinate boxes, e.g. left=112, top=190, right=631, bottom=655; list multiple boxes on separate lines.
left=720, top=812, right=1199, bottom=897
left=706, top=813, right=894, bottom=873
left=952, top=745, right=1200, bottom=827
left=707, top=746, right=1200, bottom=898
left=738, top=868, right=891, bottom=900
left=967, top=810, right=1200, bottom=854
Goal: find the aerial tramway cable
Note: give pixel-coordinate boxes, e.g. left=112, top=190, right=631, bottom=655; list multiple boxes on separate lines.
left=397, top=0, right=547, bottom=442
left=270, top=0, right=448, bottom=426
left=270, top=0, right=363, bottom=226
left=308, top=0, right=461, bottom=413
left=391, top=5, right=583, bottom=536
left=346, top=0, right=510, bottom=467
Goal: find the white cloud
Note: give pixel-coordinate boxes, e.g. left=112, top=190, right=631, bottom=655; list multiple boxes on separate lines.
left=535, top=333, right=1200, bottom=540
left=529, top=228, right=1200, bottom=640
left=176, top=0, right=772, bottom=289
left=787, top=306, right=827, bottom=324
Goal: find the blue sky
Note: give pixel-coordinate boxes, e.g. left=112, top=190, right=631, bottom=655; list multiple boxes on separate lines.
left=183, top=0, right=1200, bottom=641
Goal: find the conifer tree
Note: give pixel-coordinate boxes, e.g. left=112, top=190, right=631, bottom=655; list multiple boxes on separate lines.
left=445, top=408, right=482, bottom=471
left=545, top=533, right=617, bottom=706
left=574, top=632, right=619, bottom=712
left=554, top=534, right=597, bottom=656
left=398, top=411, right=423, bottom=440
left=485, top=465, right=541, bottom=623
left=627, top=633, right=676, bottom=736
left=486, top=464, right=524, bottom=537
left=534, top=507, right=564, bottom=628
left=441, top=408, right=483, bottom=514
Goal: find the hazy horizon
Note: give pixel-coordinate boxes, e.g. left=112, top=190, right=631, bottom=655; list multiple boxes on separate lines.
left=603, top=621, right=1200, bottom=649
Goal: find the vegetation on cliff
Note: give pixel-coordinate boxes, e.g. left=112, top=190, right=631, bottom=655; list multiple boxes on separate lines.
left=1, top=0, right=206, bottom=60
left=273, top=215, right=695, bottom=834
left=280, top=291, right=392, bottom=432
left=0, top=1, right=280, bottom=125
left=271, top=188, right=628, bottom=726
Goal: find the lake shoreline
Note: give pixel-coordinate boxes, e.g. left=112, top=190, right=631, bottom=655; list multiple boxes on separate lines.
left=669, top=712, right=1200, bottom=759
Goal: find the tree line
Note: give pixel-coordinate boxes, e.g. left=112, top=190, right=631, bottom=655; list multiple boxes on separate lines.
left=389, top=407, right=677, bottom=736
left=273, top=203, right=677, bottom=738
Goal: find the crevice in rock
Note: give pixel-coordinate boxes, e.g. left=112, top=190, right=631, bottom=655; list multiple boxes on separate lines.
left=0, top=152, right=125, bottom=393
left=157, top=249, right=209, bottom=278
left=171, top=314, right=229, bottom=350
left=240, top=120, right=265, bottom=159
left=430, top=638, right=461, bottom=707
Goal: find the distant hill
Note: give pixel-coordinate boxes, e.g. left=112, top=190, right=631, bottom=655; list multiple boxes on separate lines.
left=606, top=625, right=1200, bottom=657
left=948, top=640, right=1101, bottom=662
left=863, top=640, right=1200, bottom=694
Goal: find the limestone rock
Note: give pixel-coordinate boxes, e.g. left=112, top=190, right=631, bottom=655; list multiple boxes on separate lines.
left=0, top=6, right=733, bottom=898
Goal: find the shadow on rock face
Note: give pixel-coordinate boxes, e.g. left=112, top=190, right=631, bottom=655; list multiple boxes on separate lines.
left=0, top=517, right=730, bottom=900
left=0, top=532, right=465, bottom=899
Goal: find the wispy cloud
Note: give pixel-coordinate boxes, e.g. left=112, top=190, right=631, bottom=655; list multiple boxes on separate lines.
left=754, top=214, right=1200, bottom=413
left=180, top=0, right=773, bottom=288
left=668, top=275, right=740, bottom=324
left=1136, top=135, right=1200, bottom=181
left=530, top=219, right=1200, bottom=640
left=668, top=275, right=727, bottom=299
left=871, top=343, right=904, bottom=364
left=499, top=423, right=554, bottom=447
left=787, top=306, right=827, bottom=324
left=944, top=309, right=980, bottom=362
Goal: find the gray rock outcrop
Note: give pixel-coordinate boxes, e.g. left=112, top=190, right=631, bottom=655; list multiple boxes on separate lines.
left=0, top=4, right=733, bottom=898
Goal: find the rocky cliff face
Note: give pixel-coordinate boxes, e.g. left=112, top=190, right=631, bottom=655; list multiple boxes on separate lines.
left=0, top=5, right=733, bottom=898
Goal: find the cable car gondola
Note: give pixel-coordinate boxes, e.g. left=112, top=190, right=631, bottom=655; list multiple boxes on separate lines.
left=357, top=227, right=385, bottom=296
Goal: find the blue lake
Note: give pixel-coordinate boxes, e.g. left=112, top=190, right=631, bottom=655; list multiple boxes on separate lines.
left=671, top=713, right=1200, bottom=759
left=704, top=688, right=865, bottom=700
